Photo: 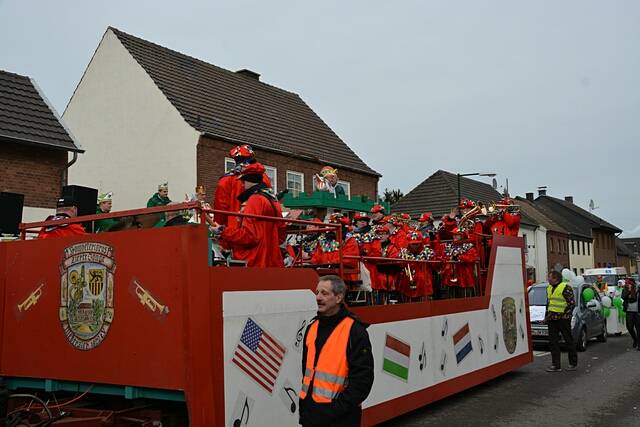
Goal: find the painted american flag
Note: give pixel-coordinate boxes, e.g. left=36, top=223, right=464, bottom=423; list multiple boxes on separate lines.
left=232, top=318, right=287, bottom=393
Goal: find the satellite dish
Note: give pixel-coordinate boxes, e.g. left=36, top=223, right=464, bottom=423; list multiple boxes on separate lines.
left=492, top=178, right=498, bottom=190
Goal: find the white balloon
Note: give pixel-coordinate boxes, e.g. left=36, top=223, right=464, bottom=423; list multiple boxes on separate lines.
left=562, top=268, right=575, bottom=281
left=575, top=275, right=585, bottom=285
left=601, top=296, right=612, bottom=308
left=570, top=277, right=581, bottom=286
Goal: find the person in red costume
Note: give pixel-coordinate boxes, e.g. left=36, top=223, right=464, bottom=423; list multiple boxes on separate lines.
left=310, top=213, right=360, bottom=281
left=369, top=204, right=386, bottom=226
left=440, top=228, right=478, bottom=294
left=213, top=144, right=271, bottom=231
left=439, top=207, right=459, bottom=241
left=398, top=231, right=434, bottom=300
left=352, top=212, right=381, bottom=288
left=38, top=197, right=86, bottom=239
left=375, top=224, right=401, bottom=293
left=387, top=216, right=408, bottom=249
left=499, top=197, right=521, bottom=237
left=213, top=162, right=285, bottom=268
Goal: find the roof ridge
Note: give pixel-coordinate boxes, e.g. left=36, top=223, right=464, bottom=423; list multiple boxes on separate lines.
left=0, top=69, right=30, bottom=80
left=108, top=26, right=300, bottom=98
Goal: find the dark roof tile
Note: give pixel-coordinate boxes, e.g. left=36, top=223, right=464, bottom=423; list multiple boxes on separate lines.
left=109, top=27, right=378, bottom=176
left=0, top=70, right=81, bottom=152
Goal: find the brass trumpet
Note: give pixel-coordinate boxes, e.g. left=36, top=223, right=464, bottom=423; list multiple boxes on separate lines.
left=405, top=263, right=416, bottom=290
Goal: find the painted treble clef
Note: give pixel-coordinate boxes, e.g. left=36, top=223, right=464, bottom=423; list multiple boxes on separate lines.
left=294, top=319, right=307, bottom=349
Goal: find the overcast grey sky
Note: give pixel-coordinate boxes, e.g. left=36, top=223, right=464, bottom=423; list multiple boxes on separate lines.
left=1, top=1, right=639, bottom=235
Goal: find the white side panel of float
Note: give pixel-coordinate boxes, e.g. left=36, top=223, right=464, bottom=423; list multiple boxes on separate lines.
left=363, top=246, right=529, bottom=408
left=223, top=290, right=316, bottom=427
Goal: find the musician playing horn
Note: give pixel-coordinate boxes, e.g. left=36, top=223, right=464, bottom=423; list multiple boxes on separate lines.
left=398, top=231, right=434, bottom=299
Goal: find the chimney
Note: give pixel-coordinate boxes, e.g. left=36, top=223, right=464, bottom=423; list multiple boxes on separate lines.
left=526, top=192, right=534, bottom=201
left=236, top=69, right=260, bottom=81
left=538, top=188, right=546, bottom=196
left=565, top=196, right=573, bottom=203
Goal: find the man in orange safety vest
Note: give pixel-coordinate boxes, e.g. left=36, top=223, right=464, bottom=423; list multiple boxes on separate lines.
left=299, top=275, right=374, bottom=427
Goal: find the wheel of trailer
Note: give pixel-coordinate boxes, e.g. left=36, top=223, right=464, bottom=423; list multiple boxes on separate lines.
left=596, top=321, right=607, bottom=343
left=576, top=327, right=588, bottom=352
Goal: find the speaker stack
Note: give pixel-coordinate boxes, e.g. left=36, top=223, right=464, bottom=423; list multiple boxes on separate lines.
left=61, top=185, right=98, bottom=232
left=0, top=192, right=25, bottom=236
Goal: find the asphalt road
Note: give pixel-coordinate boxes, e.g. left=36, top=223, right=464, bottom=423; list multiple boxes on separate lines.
left=381, top=334, right=640, bottom=427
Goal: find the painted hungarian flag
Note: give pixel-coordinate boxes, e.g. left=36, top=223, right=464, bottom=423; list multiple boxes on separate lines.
left=383, top=333, right=411, bottom=381
left=453, top=323, right=473, bottom=364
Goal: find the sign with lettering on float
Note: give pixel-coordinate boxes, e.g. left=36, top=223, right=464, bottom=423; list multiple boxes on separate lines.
left=59, top=242, right=115, bottom=350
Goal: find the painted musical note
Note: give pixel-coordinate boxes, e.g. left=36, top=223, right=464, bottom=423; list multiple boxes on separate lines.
left=233, top=398, right=249, bottom=427
left=478, top=336, right=485, bottom=354
left=441, top=317, right=448, bottom=338
left=230, top=392, right=254, bottom=427
left=440, top=351, right=447, bottom=374
left=519, top=323, right=525, bottom=340
left=494, top=332, right=499, bottom=351
left=418, top=342, right=427, bottom=371
left=293, top=319, right=307, bottom=351
left=491, top=304, right=497, bottom=322
left=278, top=379, right=298, bottom=415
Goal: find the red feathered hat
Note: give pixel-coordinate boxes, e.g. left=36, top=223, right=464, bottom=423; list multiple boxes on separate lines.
left=239, top=162, right=266, bottom=183
left=419, top=212, right=433, bottom=223
left=370, top=204, right=385, bottom=214
left=354, top=212, right=370, bottom=221
left=375, top=224, right=390, bottom=234
left=458, top=198, right=475, bottom=209
left=229, top=144, right=255, bottom=159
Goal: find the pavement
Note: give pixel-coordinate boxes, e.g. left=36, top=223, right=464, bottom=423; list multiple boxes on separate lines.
left=381, top=334, right=640, bottom=427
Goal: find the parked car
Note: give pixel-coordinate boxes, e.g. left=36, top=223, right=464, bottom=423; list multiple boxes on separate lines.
left=528, top=282, right=607, bottom=351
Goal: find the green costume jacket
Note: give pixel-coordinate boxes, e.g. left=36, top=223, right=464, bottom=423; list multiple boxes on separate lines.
left=147, top=193, right=171, bottom=207
left=95, top=207, right=119, bottom=232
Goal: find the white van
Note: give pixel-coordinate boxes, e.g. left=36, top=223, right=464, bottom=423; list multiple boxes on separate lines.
left=583, top=267, right=628, bottom=288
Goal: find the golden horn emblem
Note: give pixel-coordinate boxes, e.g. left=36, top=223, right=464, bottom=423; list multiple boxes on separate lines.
left=134, top=280, right=169, bottom=315
left=18, top=284, right=44, bottom=312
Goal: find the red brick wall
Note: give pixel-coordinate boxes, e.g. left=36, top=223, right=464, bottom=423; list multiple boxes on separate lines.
left=547, top=231, right=570, bottom=272
left=0, top=141, right=66, bottom=208
left=593, top=229, right=617, bottom=267
left=197, top=136, right=378, bottom=199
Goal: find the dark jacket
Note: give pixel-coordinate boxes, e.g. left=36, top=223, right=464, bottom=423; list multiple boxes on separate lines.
left=299, top=305, right=374, bottom=427
left=622, top=285, right=639, bottom=312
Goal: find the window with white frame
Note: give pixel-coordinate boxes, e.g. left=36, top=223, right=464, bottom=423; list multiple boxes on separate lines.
left=286, top=171, right=304, bottom=196
left=265, top=166, right=277, bottom=192
left=224, top=157, right=235, bottom=174
left=337, top=180, right=350, bottom=199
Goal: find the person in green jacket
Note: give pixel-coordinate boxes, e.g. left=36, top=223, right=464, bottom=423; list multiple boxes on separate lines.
left=147, top=182, right=172, bottom=227
left=95, top=192, right=119, bottom=232
left=147, top=182, right=171, bottom=207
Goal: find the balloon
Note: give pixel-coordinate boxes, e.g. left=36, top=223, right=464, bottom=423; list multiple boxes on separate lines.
left=613, top=297, right=623, bottom=309
left=570, top=277, right=581, bottom=286
left=582, top=287, right=595, bottom=302
left=603, top=307, right=611, bottom=318
left=575, top=275, right=585, bottom=285
left=601, top=296, right=612, bottom=308
left=562, top=268, right=575, bottom=281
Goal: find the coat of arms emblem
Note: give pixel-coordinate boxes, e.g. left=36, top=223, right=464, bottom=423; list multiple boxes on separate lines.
left=501, top=297, right=517, bottom=354
left=59, top=243, right=115, bottom=350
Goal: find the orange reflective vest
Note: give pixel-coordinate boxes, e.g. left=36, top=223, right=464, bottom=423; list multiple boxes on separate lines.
left=299, top=316, right=354, bottom=403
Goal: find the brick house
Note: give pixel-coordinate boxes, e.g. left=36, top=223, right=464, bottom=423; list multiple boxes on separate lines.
left=0, top=70, right=83, bottom=223
left=63, top=27, right=379, bottom=211
left=517, top=195, right=570, bottom=276
left=531, top=191, right=621, bottom=274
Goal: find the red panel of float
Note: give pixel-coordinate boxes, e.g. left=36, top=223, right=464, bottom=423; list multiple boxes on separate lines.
left=0, top=225, right=532, bottom=426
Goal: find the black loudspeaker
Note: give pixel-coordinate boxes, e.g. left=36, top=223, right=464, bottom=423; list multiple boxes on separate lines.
left=61, top=185, right=98, bottom=217
left=0, top=192, right=24, bottom=235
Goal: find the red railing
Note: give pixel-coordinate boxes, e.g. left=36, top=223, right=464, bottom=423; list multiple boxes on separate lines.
left=18, top=203, right=489, bottom=299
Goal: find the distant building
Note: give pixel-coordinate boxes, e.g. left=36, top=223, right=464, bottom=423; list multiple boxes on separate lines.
left=616, top=238, right=636, bottom=274
left=63, top=27, right=379, bottom=211
left=0, top=70, right=83, bottom=223
left=517, top=195, right=570, bottom=280
left=621, top=237, right=640, bottom=274
left=531, top=190, right=622, bottom=274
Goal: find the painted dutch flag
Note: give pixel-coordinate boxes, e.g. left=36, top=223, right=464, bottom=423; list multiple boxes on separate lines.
left=453, top=323, right=473, bottom=364
left=382, top=334, right=411, bottom=381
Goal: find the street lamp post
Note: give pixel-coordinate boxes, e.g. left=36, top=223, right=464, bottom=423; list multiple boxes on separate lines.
left=456, top=172, right=497, bottom=208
